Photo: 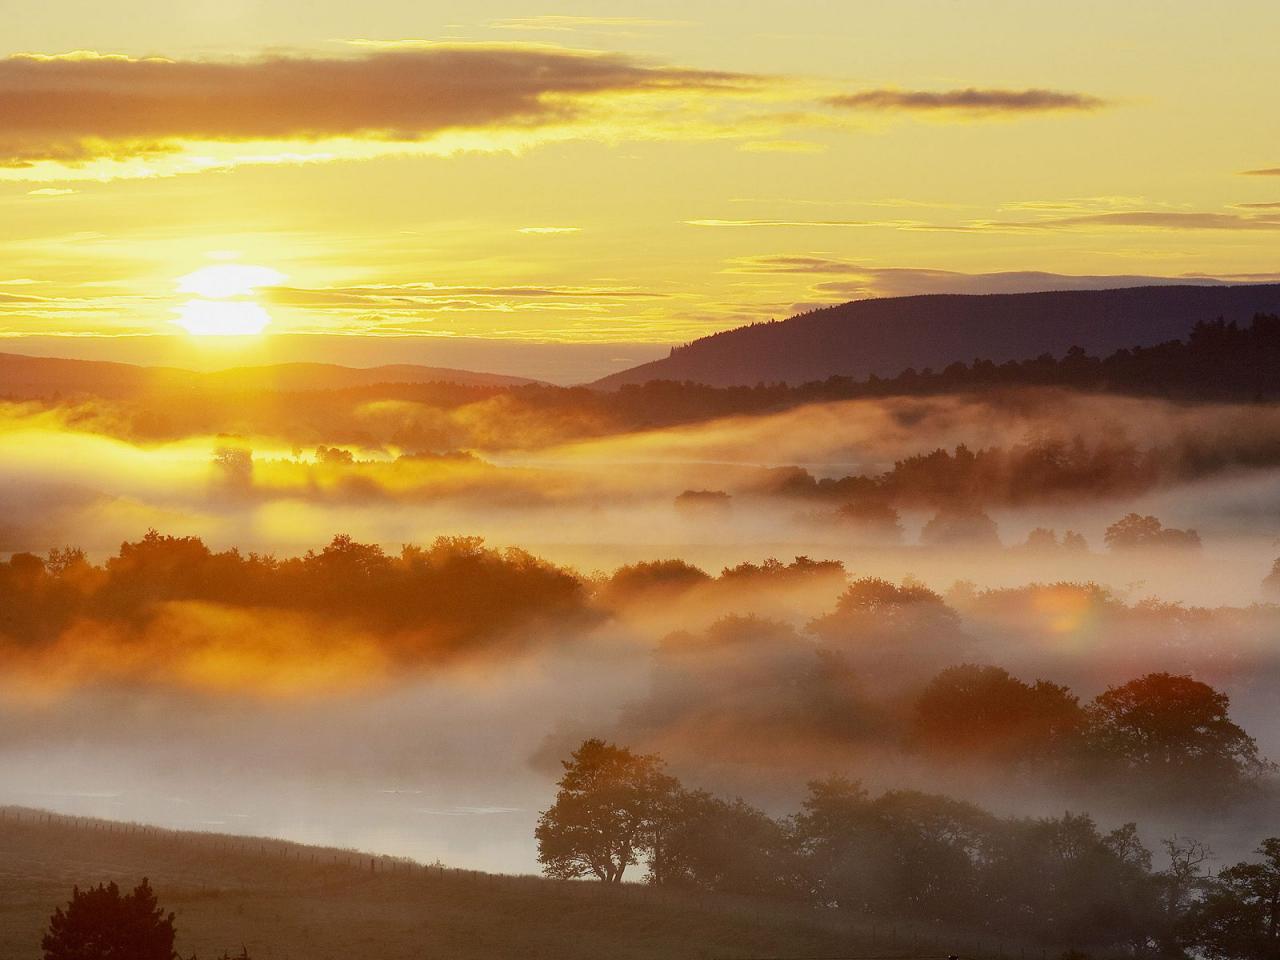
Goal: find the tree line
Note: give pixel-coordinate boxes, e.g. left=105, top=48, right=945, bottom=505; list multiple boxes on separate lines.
left=0, top=531, right=590, bottom=655
left=538, top=738, right=1280, bottom=958
left=12, top=316, right=1280, bottom=453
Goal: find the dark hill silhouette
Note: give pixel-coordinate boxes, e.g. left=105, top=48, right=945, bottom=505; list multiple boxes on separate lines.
left=0, top=353, right=537, bottom=399
left=591, top=284, right=1280, bottom=388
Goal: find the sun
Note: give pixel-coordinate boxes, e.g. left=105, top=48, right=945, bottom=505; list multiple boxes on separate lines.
left=172, top=262, right=286, bottom=336
left=173, top=300, right=274, bottom=336
left=177, top=264, right=287, bottom=299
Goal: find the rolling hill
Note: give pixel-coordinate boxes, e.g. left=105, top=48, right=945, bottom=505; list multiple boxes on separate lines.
left=0, top=353, right=536, bottom=399
left=592, top=284, right=1280, bottom=388
left=0, top=807, right=1000, bottom=960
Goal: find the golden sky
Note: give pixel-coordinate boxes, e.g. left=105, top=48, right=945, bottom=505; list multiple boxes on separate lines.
left=2, top=0, right=1279, bottom=366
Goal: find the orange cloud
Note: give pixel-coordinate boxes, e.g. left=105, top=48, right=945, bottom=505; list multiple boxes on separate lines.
left=0, top=45, right=753, bottom=167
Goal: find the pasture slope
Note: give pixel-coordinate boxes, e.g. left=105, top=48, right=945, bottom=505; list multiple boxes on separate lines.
left=0, top=807, right=1029, bottom=960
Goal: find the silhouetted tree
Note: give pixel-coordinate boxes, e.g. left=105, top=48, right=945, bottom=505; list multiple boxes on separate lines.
left=1104, top=513, right=1201, bottom=551
left=921, top=505, right=1001, bottom=547
left=1084, top=673, right=1268, bottom=794
left=1190, top=838, right=1280, bottom=960
left=1263, top=558, right=1280, bottom=598
left=910, top=664, right=1083, bottom=764
left=674, top=489, right=732, bottom=518
left=535, top=739, right=680, bottom=883
left=833, top=496, right=904, bottom=542
left=1062, top=529, right=1089, bottom=551
left=1022, top=527, right=1059, bottom=551
left=1157, top=835, right=1213, bottom=953
left=649, top=790, right=795, bottom=896
left=984, top=812, right=1163, bottom=949
left=42, top=878, right=176, bottom=960
left=211, top=446, right=253, bottom=494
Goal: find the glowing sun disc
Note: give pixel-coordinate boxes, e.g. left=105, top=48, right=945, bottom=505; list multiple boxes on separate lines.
left=173, top=300, right=271, bottom=336
left=177, top=264, right=286, bottom=298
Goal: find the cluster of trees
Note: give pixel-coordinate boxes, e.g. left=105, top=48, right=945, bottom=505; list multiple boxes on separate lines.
left=910, top=666, right=1268, bottom=790
left=762, top=434, right=1162, bottom=511
left=598, top=555, right=847, bottom=610
left=620, top=578, right=1271, bottom=806
left=754, top=434, right=1247, bottom=520
left=0, top=531, right=590, bottom=656
left=538, top=739, right=1280, bottom=957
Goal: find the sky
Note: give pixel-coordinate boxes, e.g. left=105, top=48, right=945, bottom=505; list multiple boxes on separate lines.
left=2, top=0, right=1279, bottom=378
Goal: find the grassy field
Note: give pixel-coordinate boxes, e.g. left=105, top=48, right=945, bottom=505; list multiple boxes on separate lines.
left=0, top=806, right=1017, bottom=960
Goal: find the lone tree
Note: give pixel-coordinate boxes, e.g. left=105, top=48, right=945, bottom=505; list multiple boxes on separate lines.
left=535, top=738, right=679, bottom=883
left=42, top=878, right=177, bottom=960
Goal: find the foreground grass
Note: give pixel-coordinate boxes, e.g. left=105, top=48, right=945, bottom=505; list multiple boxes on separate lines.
left=0, top=807, right=1017, bottom=960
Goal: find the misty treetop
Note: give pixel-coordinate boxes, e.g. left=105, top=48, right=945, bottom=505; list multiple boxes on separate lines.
left=0, top=531, right=592, bottom=660
left=623, top=611, right=1271, bottom=807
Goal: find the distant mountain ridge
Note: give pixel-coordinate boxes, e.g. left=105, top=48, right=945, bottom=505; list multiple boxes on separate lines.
left=591, top=284, right=1280, bottom=388
left=0, top=354, right=537, bottom=399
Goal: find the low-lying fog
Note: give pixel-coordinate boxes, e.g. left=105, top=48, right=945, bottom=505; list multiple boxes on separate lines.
left=2, top=390, right=1279, bottom=874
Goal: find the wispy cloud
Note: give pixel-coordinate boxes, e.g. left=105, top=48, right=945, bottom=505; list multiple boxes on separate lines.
left=491, top=16, right=688, bottom=31
left=687, top=218, right=894, bottom=228
left=827, top=87, right=1107, bottom=115
left=517, top=226, right=582, bottom=235
left=265, top=282, right=669, bottom=315
left=984, top=211, right=1280, bottom=231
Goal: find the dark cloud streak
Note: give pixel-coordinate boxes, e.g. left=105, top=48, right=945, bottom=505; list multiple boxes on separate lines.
left=827, top=87, right=1106, bottom=113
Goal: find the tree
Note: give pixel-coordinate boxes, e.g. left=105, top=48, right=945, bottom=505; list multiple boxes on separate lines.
left=1023, top=527, right=1059, bottom=551
left=1084, top=673, right=1269, bottom=794
left=789, top=776, right=877, bottom=909
left=1104, top=513, right=1201, bottom=551
left=1062, top=529, right=1089, bottom=551
left=648, top=790, right=795, bottom=896
left=1190, top=838, right=1280, bottom=960
left=921, top=505, right=1001, bottom=547
left=42, top=878, right=177, bottom=960
left=910, top=664, right=1083, bottom=764
left=535, top=739, right=680, bottom=883
left=1263, top=558, right=1280, bottom=598
left=983, top=812, right=1163, bottom=950
left=1157, top=835, right=1213, bottom=952
left=808, top=578, right=968, bottom=684
left=833, top=496, right=903, bottom=543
